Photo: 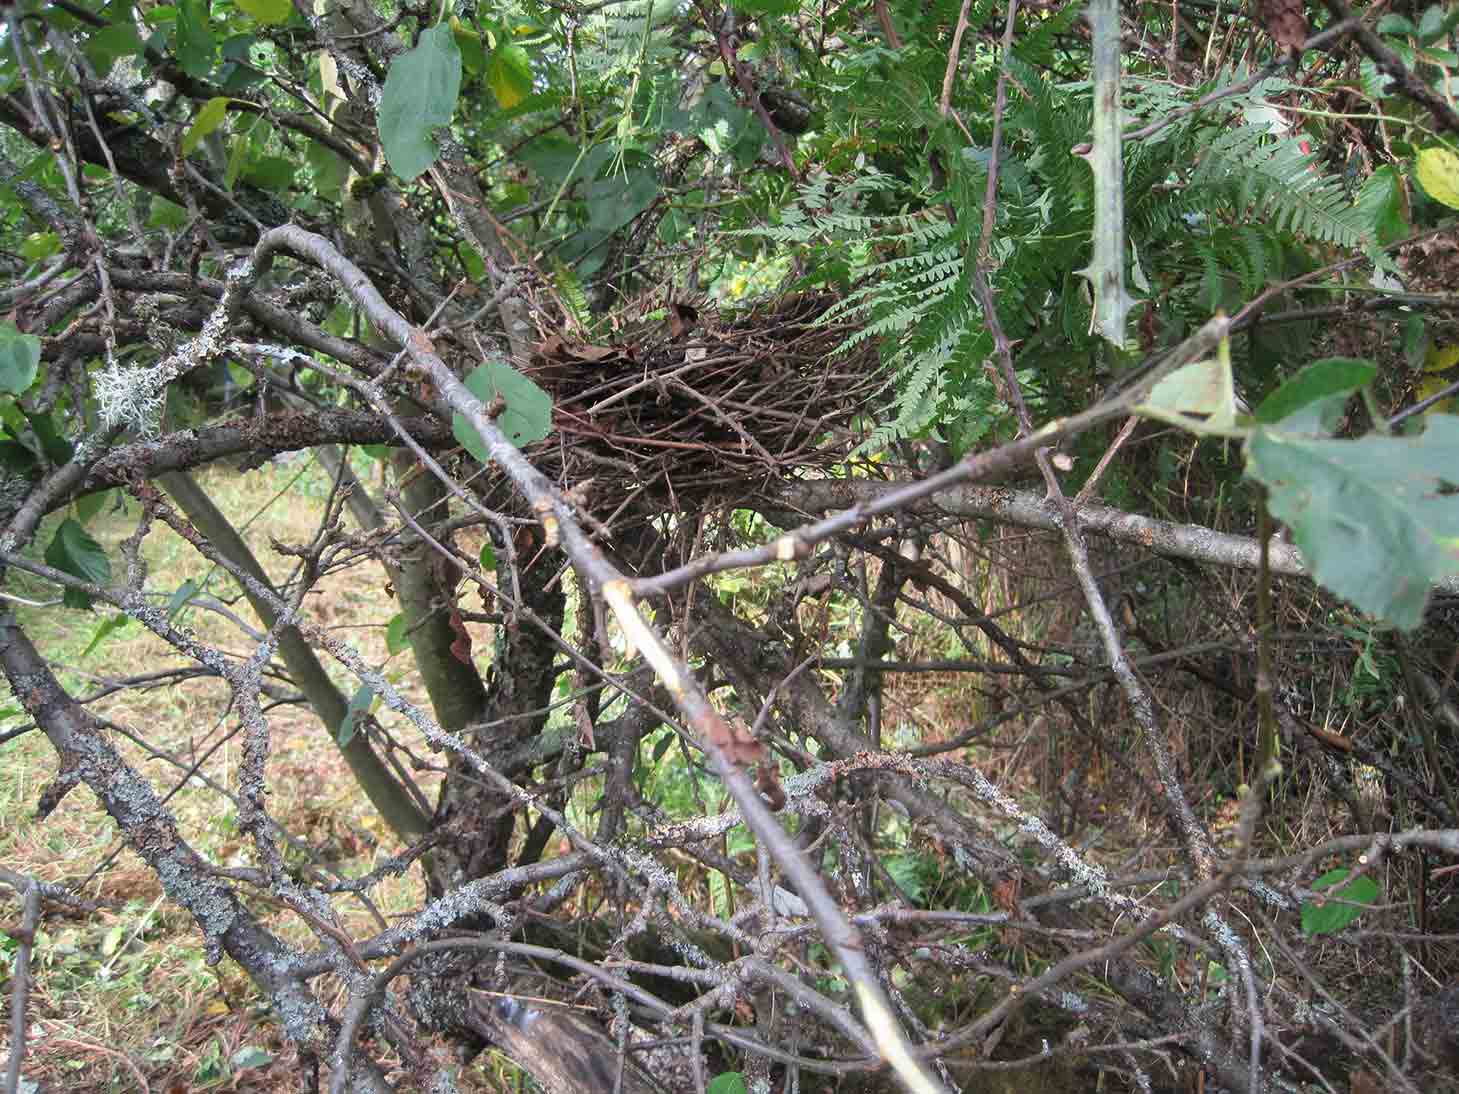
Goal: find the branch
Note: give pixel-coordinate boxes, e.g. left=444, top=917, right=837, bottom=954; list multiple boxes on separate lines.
left=773, top=478, right=1459, bottom=596
left=628, top=315, right=1231, bottom=599
left=75, top=410, right=453, bottom=498
left=0, top=617, right=398, bottom=1086
left=234, top=225, right=944, bottom=1092
left=1321, top=0, right=1459, bottom=136
left=2, top=879, right=39, bottom=1094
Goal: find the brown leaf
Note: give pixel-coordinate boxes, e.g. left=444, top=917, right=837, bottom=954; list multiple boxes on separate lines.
left=535, top=334, right=566, bottom=359
left=707, top=713, right=765, bottom=765
left=448, top=607, right=473, bottom=665
left=1258, top=0, right=1308, bottom=53
left=755, top=761, right=787, bottom=812
left=991, top=875, right=1022, bottom=916
left=565, top=342, right=617, bottom=364
left=667, top=301, right=700, bottom=339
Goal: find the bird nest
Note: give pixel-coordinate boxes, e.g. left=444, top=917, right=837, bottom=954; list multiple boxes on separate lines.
left=510, top=293, right=884, bottom=504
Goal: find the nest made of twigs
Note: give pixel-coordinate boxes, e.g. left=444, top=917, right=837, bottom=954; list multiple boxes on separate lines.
left=510, top=293, right=884, bottom=504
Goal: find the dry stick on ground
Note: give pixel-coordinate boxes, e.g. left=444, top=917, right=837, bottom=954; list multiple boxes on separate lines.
left=2, top=879, right=39, bottom=1094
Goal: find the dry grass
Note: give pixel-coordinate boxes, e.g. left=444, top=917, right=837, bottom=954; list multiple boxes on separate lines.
left=0, top=456, right=510, bottom=1092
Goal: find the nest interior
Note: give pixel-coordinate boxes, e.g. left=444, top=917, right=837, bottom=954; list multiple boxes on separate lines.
left=503, top=293, right=885, bottom=507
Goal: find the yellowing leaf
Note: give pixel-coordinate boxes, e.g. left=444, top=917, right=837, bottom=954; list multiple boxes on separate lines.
left=485, top=44, right=532, bottom=109
left=1423, top=343, right=1459, bottom=373
left=1137, top=340, right=1243, bottom=435
left=236, top=0, right=292, bottom=23
left=182, top=96, right=229, bottom=155
left=1417, top=374, right=1458, bottom=415
left=1415, top=146, right=1459, bottom=210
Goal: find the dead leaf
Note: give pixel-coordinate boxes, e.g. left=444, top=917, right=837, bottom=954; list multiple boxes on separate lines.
left=755, top=761, right=786, bottom=811
left=565, top=343, right=617, bottom=364
left=708, top=713, right=765, bottom=765
left=667, top=301, right=700, bottom=338
left=1259, top=0, right=1308, bottom=54
left=535, top=334, right=566, bottom=359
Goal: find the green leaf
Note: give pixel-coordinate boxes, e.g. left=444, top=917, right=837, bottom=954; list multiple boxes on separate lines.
left=337, top=682, right=375, bottom=747
left=479, top=542, right=496, bottom=571
left=225, top=132, right=250, bottom=191
left=706, top=1074, right=748, bottom=1094
left=0, top=323, right=41, bottom=396
left=242, top=155, right=296, bottom=192
left=175, top=0, right=216, bottom=79
left=586, top=170, right=659, bottom=234
left=45, top=518, right=111, bottom=611
left=452, top=360, right=553, bottom=455
left=1301, top=868, right=1380, bottom=936
left=736, top=0, right=799, bottom=14
left=230, top=1045, right=274, bottom=1069
left=1353, top=165, right=1409, bottom=245
left=166, top=578, right=200, bottom=622
left=453, top=22, right=487, bottom=75
left=485, top=44, right=532, bottom=109
left=1137, top=356, right=1239, bottom=435
left=235, top=0, right=291, bottom=26
left=1245, top=413, right=1459, bottom=630
left=306, top=139, right=349, bottom=201
left=0, top=440, right=38, bottom=478
left=182, top=97, right=230, bottom=155
left=1255, top=358, right=1376, bottom=429
left=75, top=489, right=112, bottom=526
left=460, top=244, right=485, bottom=281
left=650, top=731, right=675, bottom=763
left=385, top=612, right=410, bottom=656
left=149, top=196, right=189, bottom=229
left=519, top=135, right=592, bottom=186
left=83, top=24, right=144, bottom=76
left=26, top=411, right=73, bottom=465
left=360, top=444, right=392, bottom=462
left=549, top=258, right=589, bottom=329
left=82, top=613, right=133, bottom=658
left=885, top=854, right=927, bottom=904
left=1418, top=3, right=1447, bottom=42
left=19, top=232, right=60, bottom=261
left=0, top=398, right=26, bottom=439
left=378, top=23, right=462, bottom=181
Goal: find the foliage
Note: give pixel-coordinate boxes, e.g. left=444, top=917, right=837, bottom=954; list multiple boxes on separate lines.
left=453, top=361, right=554, bottom=452
left=379, top=23, right=464, bottom=181
left=1301, top=868, right=1380, bottom=937
left=4, top=0, right=1459, bottom=1089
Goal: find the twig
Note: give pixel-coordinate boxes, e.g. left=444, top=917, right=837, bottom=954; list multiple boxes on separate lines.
left=1321, top=0, right=1459, bottom=135
left=3, top=880, right=40, bottom=1094
left=939, top=0, right=975, bottom=118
